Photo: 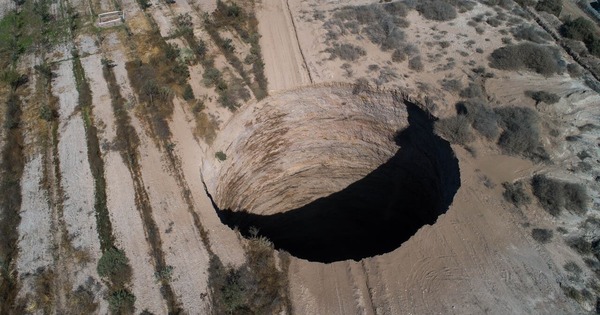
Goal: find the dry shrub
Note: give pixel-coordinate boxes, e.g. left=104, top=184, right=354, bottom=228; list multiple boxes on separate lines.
left=408, top=55, right=424, bottom=71
left=511, top=24, right=552, bottom=44
left=455, top=101, right=500, bottom=140
left=531, top=228, right=553, bottom=243
left=502, top=181, right=531, bottom=207
left=489, top=43, right=562, bottom=76
left=531, top=174, right=589, bottom=216
left=208, top=236, right=289, bottom=314
left=434, top=115, right=474, bottom=144
left=494, top=106, right=547, bottom=161
left=525, top=90, right=560, bottom=104
left=417, top=0, right=457, bottom=21
left=325, top=43, right=366, bottom=61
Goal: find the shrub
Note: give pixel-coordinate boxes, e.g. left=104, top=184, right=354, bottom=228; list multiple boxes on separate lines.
left=417, top=0, right=457, bottom=21
left=97, top=247, right=131, bottom=286
left=352, top=78, right=370, bottom=95
left=531, top=228, right=553, bottom=243
left=455, top=101, right=500, bottom=139
left=203, top=67, right=222, bottom=87
left=566, top=236, right=592, bottom=255
left=489, top=43, right=562, bottom=76
left=107, top=289, right=135, bottom=312
left=216, top=151, right=227, bottom=161
left=511, top=25, right=552, bottom=43
left=531, top=174, right=589, bottom=216
left=183, top=84, right=194, bottom=101
left=165, top=43, right=180, bottom=61
left=502, top=181, right=531, bottom=207
left=325, top=43, right=366, bottom=61
left=39, top=104, right=54, bottom=122
left=195, top=39, right=207, bottom=58
left=535, top=0, right=562, bottom=16
left=494, top=106, right=547, bottom=160
left=525, top=90, right=559, bottom=104
left=441, top=79, right=462, bottom=92
left=561, top=18, right=600, bottom=57
left=408, top=56, right=424, bottom=71
left=434, top=115, right=474, bottom=144
left=459, top=83, right=484, bottom=99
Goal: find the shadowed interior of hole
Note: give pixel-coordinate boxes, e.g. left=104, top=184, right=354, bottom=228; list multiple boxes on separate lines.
left=206, top=102, right=461, bottom=263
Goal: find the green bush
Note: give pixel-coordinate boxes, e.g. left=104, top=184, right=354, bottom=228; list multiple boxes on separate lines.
left=502, top=181, right=531, bottom=207
left=107, top=289, right=135, bottom=312
left=97, top=247, right=131, bottom=287
left=531, top=174, right=589, bottom=216
left=459, top=83, right=484, bottom=99
left=434, top=115, right=474, bottom=144
left=183, top=84, right=194, bottom=101
left=216, top=151, right=227, bottom=161
left=489, top=43, right=562, bottom=76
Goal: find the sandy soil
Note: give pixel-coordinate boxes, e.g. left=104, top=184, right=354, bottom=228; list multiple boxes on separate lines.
left=257, top=0, right=311, bottom=92
left=80, top=41, right=168, bottom=313
left=287, top=146, right=578, bottom=314
left=15, top=154, right=54, bottom=299
left=53, top=59, right=108, bottom=313
left=170, top=98, right=246, bottom=266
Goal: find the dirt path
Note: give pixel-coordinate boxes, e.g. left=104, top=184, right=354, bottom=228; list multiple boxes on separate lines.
left=257, top=0, right=311, bottom=92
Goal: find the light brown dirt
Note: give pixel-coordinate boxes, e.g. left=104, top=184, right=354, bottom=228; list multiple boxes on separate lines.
left=257, top=0, right=311, bottom=92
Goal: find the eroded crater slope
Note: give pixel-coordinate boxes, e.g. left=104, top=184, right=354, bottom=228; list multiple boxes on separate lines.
left=202, top=84, right=460, bottom=262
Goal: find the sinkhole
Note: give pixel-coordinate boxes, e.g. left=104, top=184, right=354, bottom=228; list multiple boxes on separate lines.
left=201, top=85, right=461, bottom=263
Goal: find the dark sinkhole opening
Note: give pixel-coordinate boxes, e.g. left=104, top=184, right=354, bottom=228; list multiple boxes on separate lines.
left=205, top=102, right=461, bottom=263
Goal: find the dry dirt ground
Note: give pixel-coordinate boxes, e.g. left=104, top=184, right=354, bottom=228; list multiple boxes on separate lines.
left=1, top=0, right=599, bottom=313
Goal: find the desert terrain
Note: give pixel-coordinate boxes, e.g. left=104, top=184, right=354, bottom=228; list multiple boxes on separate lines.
left=0, top=0, right=599, bottom=313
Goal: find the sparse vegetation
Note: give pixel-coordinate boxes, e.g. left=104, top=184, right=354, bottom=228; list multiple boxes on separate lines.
left=97, top=247, right=132, bottom=287
left=511, top=24, right=552, bottom=43
left=408, top=56, right=424, bottom=71
left=531, top=174, right=589, bottom=216
left=325, top=43, right=366, bottom=61
left=531, top=228, right=553, bottom=243
left=561, top=17, right=600, bottom=57
left=494, top=106, right=547, bottom=161
left=417, top=0, right=457, bottom=21
left=208, top=236, right=290, bottom=314
left=525, top=90, right=560, bottom=104
left=434, top=115, right=474, bottom=144
left=107, top=289, right=135, bottom=313
left=455, top=101, right=500, bottom=140
left=205, top=0, right=268, bottom=100
left=489, top=43, right=562, bottom=76
left=535, top=0, right=562, bottom=16
left=502, top=181, right=531, bottom=207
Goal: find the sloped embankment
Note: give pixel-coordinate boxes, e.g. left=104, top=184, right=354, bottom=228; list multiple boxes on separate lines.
left=202, top=84, right=460, bottom=262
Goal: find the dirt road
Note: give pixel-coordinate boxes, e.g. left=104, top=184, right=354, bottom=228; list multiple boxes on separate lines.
left=257, top=0, right=311, bottom=92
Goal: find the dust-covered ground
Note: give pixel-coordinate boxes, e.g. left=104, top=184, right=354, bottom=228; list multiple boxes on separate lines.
left=1, top=0, right=599, bottom=313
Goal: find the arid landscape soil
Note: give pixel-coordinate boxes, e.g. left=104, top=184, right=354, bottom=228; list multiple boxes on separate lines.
left=0, top=0, right=599, bottom=313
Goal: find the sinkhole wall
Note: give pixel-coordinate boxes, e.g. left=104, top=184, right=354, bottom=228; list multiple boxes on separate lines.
left=202, top=84, right=460, bottom=262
